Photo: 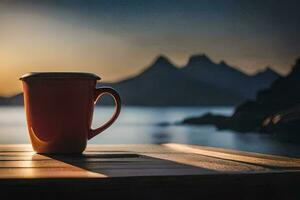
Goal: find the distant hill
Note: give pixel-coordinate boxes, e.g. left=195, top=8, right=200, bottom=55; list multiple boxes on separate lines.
left=0, top=93, right=23, bottom=106
left=0, top=54, right=281, bottom=106
left=181, top=54, right=280, bottom=98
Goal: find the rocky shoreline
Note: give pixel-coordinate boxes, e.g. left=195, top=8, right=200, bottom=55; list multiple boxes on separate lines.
left=182, top=58, right=300, bottom=135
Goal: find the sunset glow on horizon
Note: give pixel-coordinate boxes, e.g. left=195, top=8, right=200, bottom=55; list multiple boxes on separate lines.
left=0, top=0, right=299, bottom=96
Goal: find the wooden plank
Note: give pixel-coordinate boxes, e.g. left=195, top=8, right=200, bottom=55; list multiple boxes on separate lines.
left=0, top=144, right=33, bottom=152
left=0, top=168, right=105, bottom=178
left=163, top=143, right=300, bottom=169
left=85, top=144, right=181, bottom=154
left=144, top=152, right=268, bottom=172
left=164, top=143, right=300, bottom=162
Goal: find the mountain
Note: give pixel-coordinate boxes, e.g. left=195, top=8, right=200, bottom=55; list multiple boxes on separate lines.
left=0, top=93, right=23, bottom=106
left=182, top=57, right=300, bottom=134
left=100, top=55, right=243, bottom=106
left=181, top=54, right=280, bottom=98
left=252, top=67, right=279, bottom=80
left=248, top=67, right=281, bottom=97
left=0, top=53, right=281, bottom=106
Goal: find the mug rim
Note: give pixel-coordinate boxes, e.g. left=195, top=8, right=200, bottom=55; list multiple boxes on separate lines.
left=20, top=72, right=101, bottom=81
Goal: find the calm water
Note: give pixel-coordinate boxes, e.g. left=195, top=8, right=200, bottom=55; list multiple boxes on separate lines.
left=0, top=106, right=300, bottom=157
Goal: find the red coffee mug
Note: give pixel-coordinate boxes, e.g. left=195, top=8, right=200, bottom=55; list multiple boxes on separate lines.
left=20, top=72, right=121, bottom=154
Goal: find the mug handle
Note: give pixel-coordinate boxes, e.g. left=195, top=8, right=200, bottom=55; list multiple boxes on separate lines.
left=88, top=87, right=121, bottom=140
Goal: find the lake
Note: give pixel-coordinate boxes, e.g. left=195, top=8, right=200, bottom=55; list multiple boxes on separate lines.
left=1, top=106, right=300, bottom=157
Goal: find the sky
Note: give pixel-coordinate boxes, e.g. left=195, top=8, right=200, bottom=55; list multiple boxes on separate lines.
left=0, top=0, right=300, bottom=96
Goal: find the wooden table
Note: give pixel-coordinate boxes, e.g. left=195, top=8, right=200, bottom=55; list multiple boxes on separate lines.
left=0, top=144, right=299, bottom=199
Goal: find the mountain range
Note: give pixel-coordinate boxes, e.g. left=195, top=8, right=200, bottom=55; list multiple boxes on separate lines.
left=0, top=54, right=280, bottom=106
left=180, top=54, right=280, bottom=98
left=98, top=54, right=280, bottom=106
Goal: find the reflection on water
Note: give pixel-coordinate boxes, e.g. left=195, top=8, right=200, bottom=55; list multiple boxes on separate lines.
left=152, top=132, right=172, bottom=144
left=1, top=106, right=300, bottom=157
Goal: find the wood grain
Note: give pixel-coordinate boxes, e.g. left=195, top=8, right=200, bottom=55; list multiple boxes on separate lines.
left=0, top=144, right=299, bottom=179
left=0, top=144, right=299, bottom=199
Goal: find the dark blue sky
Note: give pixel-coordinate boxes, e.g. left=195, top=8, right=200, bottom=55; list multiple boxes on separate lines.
left=0, top=0, right=299, bottom=94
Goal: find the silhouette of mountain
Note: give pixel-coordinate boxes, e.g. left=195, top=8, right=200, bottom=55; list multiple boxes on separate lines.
left=181, top=54, right=280, bottom=98
left=253, top=67, right=279, bottom=79
left=182, top=57, right=300, bottom=134
left=0, top=93, right=23, bottom=106
left=249, top=67, right=281, bottom=96
left=0, top=54, right=281, bottom=106
left=102, top=55, right=243, bottom=106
